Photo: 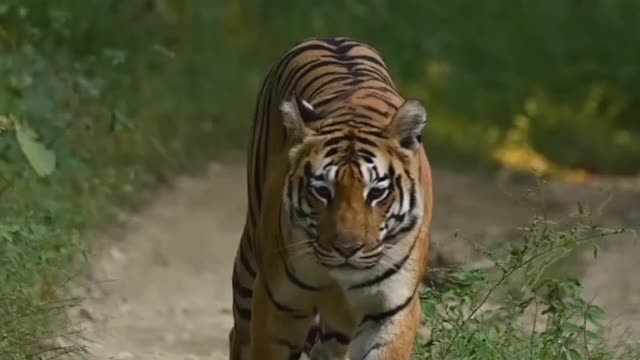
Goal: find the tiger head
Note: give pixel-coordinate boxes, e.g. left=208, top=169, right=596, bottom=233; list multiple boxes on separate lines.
left=280, top=96, right=428, bottom=271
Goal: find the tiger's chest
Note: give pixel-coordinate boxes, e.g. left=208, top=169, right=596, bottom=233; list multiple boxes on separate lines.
left=281, top=251, right=418, bottom=327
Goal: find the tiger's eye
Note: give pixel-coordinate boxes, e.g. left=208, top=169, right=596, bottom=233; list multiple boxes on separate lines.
left=312, top=185, right=332, bottom=202
left=367, top=187, right=389, bottom=204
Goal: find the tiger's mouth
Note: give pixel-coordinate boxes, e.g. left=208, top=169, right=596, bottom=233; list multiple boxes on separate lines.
left=324, top=261, right=377, bottom=270
left=310, top=242, right=383, bottom=270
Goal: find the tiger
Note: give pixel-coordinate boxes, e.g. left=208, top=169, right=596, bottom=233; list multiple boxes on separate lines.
left=229, top=36, right=433, bottom=360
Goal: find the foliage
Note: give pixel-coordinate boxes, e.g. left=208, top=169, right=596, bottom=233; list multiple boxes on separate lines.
left=414, top=214, right=640, bottom=359
left=12, top=0, right=639, bottom=174
left=1, top=2, right=96, bottom=358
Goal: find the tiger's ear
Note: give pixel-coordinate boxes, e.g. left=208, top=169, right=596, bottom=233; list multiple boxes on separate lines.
left=280, top=95, right=319, bottom=143
left=388, top=99, right=427, bottom=150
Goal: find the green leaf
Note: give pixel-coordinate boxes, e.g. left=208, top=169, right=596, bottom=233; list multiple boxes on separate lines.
left=0, top=114, right=14, bottom=132
left=0, top=25, right=9, bottom=42
left=564, top=348, right=583, bottom=360
left=14, top=120, right=56, bottom=177
left=585, top=305, right=606, bottom=326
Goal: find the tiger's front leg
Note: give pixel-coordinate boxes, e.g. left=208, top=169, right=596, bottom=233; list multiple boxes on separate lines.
left=349, top=293, right=421, bottom=360
left=250, top=275, right=315, bottom=360
left=308, top=321, right=351, bottom=360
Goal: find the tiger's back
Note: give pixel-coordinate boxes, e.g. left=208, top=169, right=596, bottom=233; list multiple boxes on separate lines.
left=230, top=37, right=433, bottom=360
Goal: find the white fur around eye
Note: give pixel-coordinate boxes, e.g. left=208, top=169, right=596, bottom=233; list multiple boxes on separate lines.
left=301, top=99, right=314, bottom=111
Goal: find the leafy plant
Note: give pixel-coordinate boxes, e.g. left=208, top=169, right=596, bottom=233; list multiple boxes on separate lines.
left=414, top=213, right=638, bottom=360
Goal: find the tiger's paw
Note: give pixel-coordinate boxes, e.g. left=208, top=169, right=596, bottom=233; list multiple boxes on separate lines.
left=308, top=342, right=350, bottom=360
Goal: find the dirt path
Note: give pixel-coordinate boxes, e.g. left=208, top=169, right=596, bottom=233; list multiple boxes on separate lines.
left=68, top=162, right=640, bottom=359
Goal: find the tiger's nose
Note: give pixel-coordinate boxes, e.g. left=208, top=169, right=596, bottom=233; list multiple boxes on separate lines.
left=332, top=241, right=364, bottom=258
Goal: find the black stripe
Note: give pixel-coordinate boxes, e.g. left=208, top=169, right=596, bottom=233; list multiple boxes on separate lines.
left=276, top=193, right=321, bottom=292
left=317, top=126, right=345, bottom=136
left=246, top=206, right=257, bottom=235
left=394, top=175, right=404, bottom=212
left=354, top=65, right=393, bottom=85
left=351, top=85, right=400, bottom=97
left=367, top=92, right=400, bottom=110
left=304, top=324, right=321, bottom=352
left=234, top=301, right=252, bottom=320
left=256, top=84, right=274, bottom=209
left=324, top=136, right=347, bottom=147
left=334, top=42, right=360, bottom=55
left=243, top=223, right=255, bottom=253
left=350, top=68, right=385, bottom=81
left=274, top=43, right=336, bottom=87
left=349, top=235, right=418, bottom=290
left=297, top=177, right=305, bottom=210
left=409, top=181, right=417, bottom=209
left=308, top=75, right=354, bottom=100
left=357, top=148, right=376, bottom=159
left=358, top=61, right=393, bottom=82
left=253, top=100, right=267, bottom=209
left=314, top=91, right=348, bottom=108
left=346, top=54, right=387, bottom=69
left=385, top=215, right=418, bottom=243
left=263, top=282, right=308, bottom=318
left=361, top=288, right=417, bottom=323
left=325, top=108, right=356, bottom=118
left=281, top=59, right=321, bottom=96
left=232, top=266, right=253, bottom=298
left=350, top=73, right=388, bottom=86
left=249, top=66, right=273, bottom=217
left=321, top=37, right=352, bottom=47
left=316, top=118, right=383, bottom=135
left=359, top=129, right=388, bottom=138
left=286, top=177, right=294, bottom=205
left=284, top=59, right=352, bottom=96
left=239, top=241, right=256, bottom=278
left=349, top=116, right=386, bottom=128
left=363, top=341, right=388, bottom=359
left=324, top=146, right=341, bottom=158
left=300, top=70, right=345, bottom=99
left=361, top=104, right=390, bottom=118
left=354, top=135, right=377, bottom=147
left=282, top=256, right=321, bottom=291
left=342, top=78, right=364, bottom=88
left=320, top=331, right=350, bottom=345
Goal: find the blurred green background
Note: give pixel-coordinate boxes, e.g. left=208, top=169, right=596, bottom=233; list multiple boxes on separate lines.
left=1, top=0, right=639, bottom=357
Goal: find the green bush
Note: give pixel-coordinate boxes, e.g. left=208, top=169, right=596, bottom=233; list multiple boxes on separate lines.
left=414, top=215, right=638, bottom=359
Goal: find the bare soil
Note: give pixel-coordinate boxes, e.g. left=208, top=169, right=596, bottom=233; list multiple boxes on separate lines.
left=67, top=162, right=640, bottom=359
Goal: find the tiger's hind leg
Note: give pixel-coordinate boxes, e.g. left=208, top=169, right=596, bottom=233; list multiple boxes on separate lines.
left=229, top=231, right=258, bottom=360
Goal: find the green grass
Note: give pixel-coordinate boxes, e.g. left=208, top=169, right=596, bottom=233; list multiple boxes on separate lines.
left=1, top=0, right=639, bottom=358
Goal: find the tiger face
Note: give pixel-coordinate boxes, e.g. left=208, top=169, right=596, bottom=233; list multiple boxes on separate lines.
left=281, top=96, right=427, bottom=271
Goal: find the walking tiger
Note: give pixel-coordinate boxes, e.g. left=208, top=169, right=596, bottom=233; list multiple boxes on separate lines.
left=229, top=36, right=433, bottom=360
